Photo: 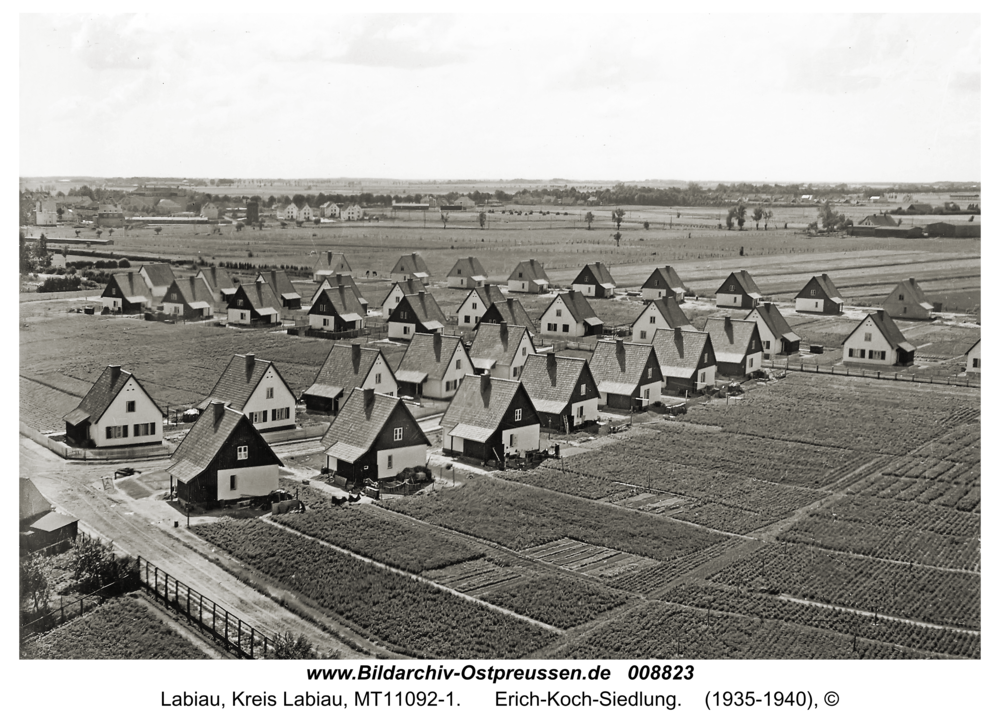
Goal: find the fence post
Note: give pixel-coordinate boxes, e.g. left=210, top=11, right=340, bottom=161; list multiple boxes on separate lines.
left=154, top=568, right=158, bottom=601
left=250, top=627, right=255, bottom=659
left=224, top=611, right=229, bottom=651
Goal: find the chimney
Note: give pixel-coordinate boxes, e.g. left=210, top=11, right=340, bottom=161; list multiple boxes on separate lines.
left=212, top=400, right=225, bottom=424
left=108, top=365, right=121, bottom=383
left=411, top=252, right=418, bottom=261
left=724, top=315, right=732, bottom=329
left=351, top=342, right=361, bottom=367
left=271, top=270, right=278, bottom=288
left=433, top=330, right=442, bottom=360
left=255, top=280, right=262, bottom=299
left=363, top=387, right=375, bottom=407
left=499, top=321, right=508, bottom=342
left=327, top=250, right=333, bottom=265
left=674, top=325, right=683, bottom=340
left=480, top=373, right=491, bottom=394
left=245, top=353, right=255, bottom=375
left=616, top=339, right=625, bottom=355
left=128, top=271, right=134, bottom=288
left=909, top=277, right=915, bottom=286
left=546, top=351, right=556, bottom=369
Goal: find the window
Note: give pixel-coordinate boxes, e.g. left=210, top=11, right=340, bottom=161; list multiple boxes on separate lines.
left=703, top=353, right=708, bottom=363
left=640, top=330, right=647, bottom=340
left=105, top=425, right=128, bottom=439
left=810, top=289, right=816, bottom=296
left=562, top=324, right=569, bottom=333
left=395, top=295, right=401, bottom=303
left=547, top=323, right=556, bottom=332
left=273, top=407, right=290, bottom=421
left=230, top=475, right=237, bottom=491
left=518, top=272, right=523, bottom=278
left=393, top=427, right=403, bottom=441
left=237, top=446, right=248, bottom=460
left=133, top=422, right=155, bottom=437
left=903, top=307, right=907, bottom=314
left=511, top=367, right=519, bottom=378
left=456, top=359, right=462, bottom=370
left=472, top=302, right=478, bottom=310
left=403, top=326, right=410, bottom=335
left=446, top=379, right=457, bottom=391
left=375, top=373, right=382, bottom=384
left=322, top=318, right=329, bottom=327
left=522, top=346, right=526, bottom=356
left=699, top=371, right=706, bottom=383
left=899, top=294, right=904, bottom=301
left=126, top=400, right=136, bottom=413
left=241, top=312, right=247, bottom=320
left=864, top=332, right=872, bottom=342
left=237, top=299, right=243, bottom=307
left=509, top=434, right=518, bottom=448
left=728, top=284, right=735, bottom=292
left=764, top=340, right=771, bottom=349
left=879, top=351, right=887, bottom=360
left=848, top=348, right=855, bottom=358
left=556, top=309, right=562, bottom=317
left=650, top=316, right=656, bottom=323
left=577, top=406, right=583, bottom=419
left=387, top=454, right=393, bottom=469
left=514, top=408, right=522, bottom=422
left=973, top=358, right=980, bottom=368
left=464, top=315, right=471, bottom=323
left=648, top=366, right=654, bottom=378
left=400, top=311, right=407, bottom=319
left=266, top=387, right=274, bottom=399
left=170, top=293, right=177, bottom=301
left=868, top=349, right=875, bottom=359
left=815, top=301, right=819, bottom=309
left=643, top=389, right=650, bottom=400
left=580, top=383, right=586, bottom=395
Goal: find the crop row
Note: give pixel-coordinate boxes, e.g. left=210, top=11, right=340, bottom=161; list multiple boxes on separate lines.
left=807, top=495, right=980, bottom=538
left=847, top=469, right=980, bottom=513
left=480, top=575, right=630, bottom=629
left=560, top=601, right=928, bottom=660
left=909, top=424, right=980, bottom=464
left=378, top=478, right=727, bottom=562
left=497, top=468, right=623, bottom=500
left=709, top=544, right=980, bottom=630
left=194, top=518, right=556, bottom=659
left=659, top=584, right=980, bottom=659
left=609, top=538, right=748, bottom=595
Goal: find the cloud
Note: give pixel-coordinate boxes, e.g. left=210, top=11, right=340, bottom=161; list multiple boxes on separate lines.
left=70, top=15, right=156, bottom=70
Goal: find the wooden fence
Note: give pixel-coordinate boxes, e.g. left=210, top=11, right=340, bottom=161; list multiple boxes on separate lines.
left=764, top=359, right=980, bottom=388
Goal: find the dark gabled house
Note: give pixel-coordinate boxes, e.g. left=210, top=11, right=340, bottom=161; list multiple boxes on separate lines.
left=842, top=309, right=915, bottom=367
left=255, top=270, right=302, bottom=309
left=196, top=353, right=296, bottom=432
left=313, top=251, right=353, bottom=281
left=456, top=283, right=506, bottom=329
left=379, top=278, right=426, bottom=318
left=321, top=389, right=430, bottom=483
left=63, top=365, right=163, bottom=448
left=446, top=256, right=489, bottom=289
left=227, top=280, right=283, bottom=326
left=882, top=278, right=936, bottom=320
left=795, top=274, right=845, bottom=314
left=387, top=291, right=446, bottom=341
left=641, top=266, right=691, bottom=302
left=588, top=339, right=663, bottom=409
left=308, top=285, right=367, bottom=332
left=906, top=203, right=934, bottom=214
left=168, top=402, right=282, bottom=507
left=395, top=332, right=473, bottom=399
left=704, top=316, right=764, bottom=378
left=651, top=327, right=717, bottom=392
left=479, top=297, right=538, bottom=334
left=390, top=252, right=431, bottom=283
left=162, top=275, right=215, bottom=319
left=507, top=259, right=550, bottom=294
left=302, top=343, right=397, bottom=412
left=745, top=302, right=801, bottom=357
left=440, top=375, right=541, bottom=462
left=631, top=297, right=694, bottom=342
left=716, top=270, right=763, bottom=309
left=196, top=266, right=238, bottom=311
left=518, top=352, right=600, bottom=431
left=571, top=262, right=617, bottom=298
left=538, top=290, right=604, bottom=337
left=468, top=322, right=535, bottom=379
left=311, top=273, right=368, bottom=312
left=99, top=270, right=153, bottom=314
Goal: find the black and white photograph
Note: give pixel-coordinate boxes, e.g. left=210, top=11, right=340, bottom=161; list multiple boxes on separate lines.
left=17, top=8, right=986, bottom=721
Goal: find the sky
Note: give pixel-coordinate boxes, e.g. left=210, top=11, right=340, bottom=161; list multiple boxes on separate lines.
left=19, top=12, right=981, bottom=183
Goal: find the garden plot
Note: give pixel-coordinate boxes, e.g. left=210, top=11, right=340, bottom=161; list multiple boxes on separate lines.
left=520, top=538, right=660, bottom=579
left=424, top=558, right=525, bottom=595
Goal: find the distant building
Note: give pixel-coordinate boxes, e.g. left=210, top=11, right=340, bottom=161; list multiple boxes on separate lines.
left=857, top=213, right=897, bottom=227
left=99, top=271, right=153, bottom=314
left=196, top=266, right=238, bottom=312
left=641, top=266, right=691, bottom=303
left=966, top=339, right=981, bottom=375
left=379, top=279, right=426, bottom=319
left=320, top=201, right=341, bottom=218
left=507, top=259, right=550, bottom=294
left=311, top=273, right=367, bottom=312
left=716, top=270, right=762, bottom=309
left=162, top=276, right=215, bottom=319
left=571, top=262, right=617, bottom=298
left=794, top=274, right=845, bottom=315
left=538, top=290, right=603, bottom=337
left=35, top=199, right=58, bottom=225
left=446, top=257, right=489, bottom=289
left=308, top=285, right=367, bottom=333
left=342, top=204, right=363, bottom=221
left=387, top=291, right=446, bottom=341
left=246, top=200, right=259, bottom=224
left=200, top=202, right=220, bottom=220
left=227, top=280, right=283, bottom=326
left=390, top=253, right=431, bottom=284
left=138, top=263, right=177, bottom=304
left=312, top=251, right=353, bottom=282
left=924, top=221, right=981, bottom=238
left=882, top=278, right=936, bottom=320
left=842, top=310, right=915, bottom=367
left=254, top=270, right=302, bottom=309
left=631, top=298, right=694, bottom=343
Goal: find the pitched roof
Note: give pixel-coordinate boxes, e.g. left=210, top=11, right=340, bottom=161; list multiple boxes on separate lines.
left=398, top=292, right=446, bottom=326
left=305, top=344, right=387, bottom=400
left=309, top=285, right=366, bottom=321
left=235, top=280, right=283, bottom=313
left=888, top=278, right=933, bottom=311
left=256, top=270, right=300, bottom=301
left=169, top=276, right=215, bottom=308
left=440, top=375, right=526, bottom=440
left=573, top=261, right=616, bottom=288
left=544, top=290, right=602, bottom=325
left=20, top=477, right=52, bottom=522
left=167, top=404, right=281, bottom=483
left=30, top=511, right=79, bottom=532
left=965, top=339, right=981, bottom=355
left=704, top=317, right=760, bottom=363
left=64, top=366, right=162, bottom=426
left=140, top=263, right=176, bottom=288
left=321, top=391, right=429, bottom=462
left=397, top=333, right=466, bottom=382
left=379, top=278, right=426, bottom=308
left=798, top=273, right=844, bottom=303
left=104, top=271, right=152, bottom=302
left=508, top=259, right=550, bottom=284
left=197, top=354, right=292, bottom=411
left=392, top=253, right=431, bottom=277
left=314, top=274, right=366, bottom=306
left=313, top=252, right=352, bottom=275
left=861, top=213, right=897, bottom=226
left=589, top=340, right=660, bottom=395
left=749, top=302, right=800, bottom=343
left=463, top=284, right=506, bottom=310
left=716, top=270, right=762, bottom=297
left=845, top=310, right=915, bottom=352
left=447, top=257, right=488, bottom=279
left=518, top=354, right=592, bottom=414
left=642, top=266, right=690, bottom=294
left=197, top=266, right=229, bottom=294
left=651, top=327, right=713, bottom=379
left=469, top=323, right=530, bottom=369
left=481, top=297, right=537, bottom=334
left=633, top=297, right=692, bottom=329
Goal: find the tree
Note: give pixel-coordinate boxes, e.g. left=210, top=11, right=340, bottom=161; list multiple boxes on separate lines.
left=235, top=222, right=244, bottom=232
left=752, top=206, right=764, bottom=230
left=266, top=631, right=322, bottom=660
left=95, top=229, right=103, bottom=238
left=584, top=211, right=594, bottom=230
left=643, top=220, right=650, bottom=230
left=20, top=553, right=50, bottom=614
left=818, top=201, right=841, bottom=231
left=441, top=212, right=449, bottom=229
left=479, top=211, right=486, bottom=229
left=292, top=193, right=306, bottom=207
left=280, top=221, right=288, bottom=229
left=612, top=208, right=625, bottom=231
left=763, top=209, right=773, bottom=230
left=613, top=231, right=622, bottom=247
left=154, top=227, right=162, bottom=236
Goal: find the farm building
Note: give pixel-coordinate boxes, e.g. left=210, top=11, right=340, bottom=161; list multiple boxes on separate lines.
left=162, top=276, right=215, bottom=319
left=96, top=201, right=126, bottom=226
left=20, top=477, right=52, bottom=529
left=539, top=290, right=603, bottom=337
left=313, top=251, right=353, bottom=282
left=197, top=354, right=296, bottom=432
left=479, top=297, right=538, bottom=335
left=906, top=203, right=934, bottom=214
left=321, top=389, right=430, bottom=484
left=390, top=253, right=431, bottom=283
left=342, top=204, right=363, bottom=221
left=858, top=213, right=898, bottom=227
left=571, top=262, right=617, bottom=298
left=589, top=340, right=663, bottom=410
left=640, top=266, right=691, bottom=302
left=631, top=297, right=694, bottom=342
left=468, top=322, right=536, bottom=379
left=25, top=511, right=79, bottom=553
left=137, top=263, right=177, bottom=304
left=795, top=274, right=845, bottom=315
left=395, top=332, right=472, bottom=400
left=518, top=352, right=600, bottom=431
left=441, top=375, right=541, bottom=463
left=651, top=327, right=717, bottom=393
left=196, top=266, right=238, bottom=312
left=924, top=221, right=981, bottom=238
left=308, top=285, right=367, bottom=333
left=842, top=310, right=915, bottom=367
left=64, top=365, right=164, bottom=449
left=456, top=284, right=506, bottom=329
left=168, top=402, right=282, bottom=507
left=200, top=202, right=220, bottom=220
left=379, top=278, right=426, bottom=318
left=254, top=270, right=302, bottom=309
left=704, top=316, right=764, bottom=378
left=446, top=257, right=489, bottom=289
left=227, top=280, right=283, bottom=326
left=507, top=259, right=550, bottom=294
left=302, top=343, right=397, bottom=413
left=966, top=339, right=981, bottom=374
left=882, top=278, right=937, bottom=320
left=745, top=302, right=801, bottom=357
left=99, top=271, right=154, bottom=314
left=320, top=201, right=341, bottom=218
left=716, top=270, right=763, bottom=309
left=387, top=291, right=446, bottom=341
left=311, top=273, right=368, bottom=311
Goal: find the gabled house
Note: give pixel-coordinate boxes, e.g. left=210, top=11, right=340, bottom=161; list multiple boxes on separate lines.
left=507, top=259, right=550, bottom=294
left=302, top=343, right=396, bottom=413
left=966, top=339, right=981, bottom=374
left=456, top=284, right=506, bottom=329
left=162, top=276, right=216, bottom=319
left=196, top=266, right=238, bottom=312
left=308, top=285, right=367, bottom=332
left=446, top=257, right=489, bottom=289
left=716, top=270, right=763, bottom=309
left=468, top=322, right=535, bottom=379
left=631, top=297, right=694, bottom=342
left=255, top=270, right=302, bottom=309
left=539, top=290, right=603, bottom=337
left=842, top=310, right=915, bottom=367
left=640, top=266, right=691, bottom=302
left=704, top=316, right=764, bottom=378
left=906, top=203, right=934, bottom=214
left=196, top=353, right=296, bottom=432
left=64, top=365, right=163, bottom=448
left=745, top=302, right=801, bottom=358
left=311, top=273, right=367, bottom=311
left=168, top=402, right=282, bottom=507
left=795, top=274, right=845, bottom=314
left=518, top=352, right=600, bottom=431
left=379, top=279, right=426, bottom=319
left=387, top=291, right=446, bottom=341
left=99, top=270, right=153, bottom=314
left=395, top=332, right=472, bottom=399
left=588, top=339, right=663, bottom=409
left=572, top=262, right=617, bottom=298
left=858, top=213, right=897, bottom=227
left=882, top=278, right=936, bottom=320
left=227, top=280, right=283, bottom=326
left=138, top=263, right=177, bottom=304
left=320, top=201, right=341, bottom=219
left=312, top=251, right=353, bottom=282
left=390, top=253, right=431, bottom=284
left=342, top=204, right=363, bottom=221
left=652, top=327, right=717, bottom=392
left=441, top=375, right=541, bottom=462
left=321, top=389, right=430, bottom=483
left=479, top=297, right=538, bottom=335
left=281, top=200, right=313, bottom=222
